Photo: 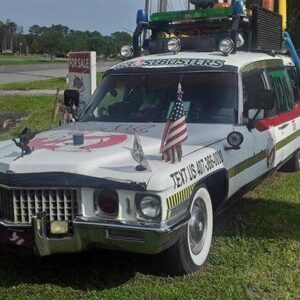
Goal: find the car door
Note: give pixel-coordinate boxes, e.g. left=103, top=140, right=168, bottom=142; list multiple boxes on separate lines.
left=242, top=69, right=275, bottom=180
left=286, top=66, right=300, bottom=134
left=264, top=67, right=299, bottom=164
left=247, top=66, right=300, bottom=175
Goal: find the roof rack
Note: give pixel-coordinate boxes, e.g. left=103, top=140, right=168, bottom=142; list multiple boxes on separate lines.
left=131, top=5, right=283, bottom=57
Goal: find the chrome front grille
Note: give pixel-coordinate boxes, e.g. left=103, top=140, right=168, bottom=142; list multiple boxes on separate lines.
left=0, top=186, right=79, bottom=224
left=0, top=187, right=14, bottom=221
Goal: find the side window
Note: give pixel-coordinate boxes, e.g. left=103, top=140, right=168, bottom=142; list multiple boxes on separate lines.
left=286, top=67, right=300, bottom=102
left=267, top=69, right=295, bottom=113
left=243, top=71, right=267, bottom=104
left=243, top=70, right=274, bottom=118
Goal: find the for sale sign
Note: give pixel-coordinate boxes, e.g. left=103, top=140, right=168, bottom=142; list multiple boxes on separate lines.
left=68, top=51, right=96, bottom=106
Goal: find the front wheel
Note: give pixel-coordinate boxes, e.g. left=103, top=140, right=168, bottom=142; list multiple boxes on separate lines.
left=163, top=185, right=213, bottom=275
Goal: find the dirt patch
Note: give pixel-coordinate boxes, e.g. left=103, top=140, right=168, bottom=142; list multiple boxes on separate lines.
left=0, top=112, right=29, bottom=134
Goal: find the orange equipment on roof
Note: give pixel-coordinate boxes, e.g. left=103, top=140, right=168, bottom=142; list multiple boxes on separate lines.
left=262, top=0, right=274, bottom=11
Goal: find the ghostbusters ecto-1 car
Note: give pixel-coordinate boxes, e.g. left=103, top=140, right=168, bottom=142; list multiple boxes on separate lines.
left=0, top=2, right=300, bottom=274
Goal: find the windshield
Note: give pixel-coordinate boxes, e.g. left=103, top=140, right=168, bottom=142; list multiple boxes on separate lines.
left=82, top=72, right=238, bottom=124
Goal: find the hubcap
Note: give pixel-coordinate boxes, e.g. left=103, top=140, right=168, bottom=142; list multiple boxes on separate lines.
left=188, top=198, right=208, bottom=255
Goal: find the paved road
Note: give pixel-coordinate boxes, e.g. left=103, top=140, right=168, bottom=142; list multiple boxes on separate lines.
left=0, top=90, right=64, bottom=96
left=0, top=61, right=117, bottom=85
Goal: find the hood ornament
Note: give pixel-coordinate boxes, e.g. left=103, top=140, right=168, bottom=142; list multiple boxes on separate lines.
left=12, top=128, right=36, bottom=158
left=131, top=130, right=152, bottom=171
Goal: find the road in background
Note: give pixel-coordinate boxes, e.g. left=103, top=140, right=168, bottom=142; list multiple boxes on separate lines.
left=0, top=61, right=117, bottom=84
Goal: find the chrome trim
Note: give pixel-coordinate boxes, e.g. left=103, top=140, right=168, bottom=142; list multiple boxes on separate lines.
left=0, top=185, right=80, bottom=224
left=31, top=212, right=190, bottom=256
left=0, top=220, right=31, bottom=228
left=241, top=59, right=284, bottom=74
left=73, top=218, right=171, bottom=233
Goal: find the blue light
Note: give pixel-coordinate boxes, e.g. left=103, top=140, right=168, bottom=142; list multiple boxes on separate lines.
left=233, top=0, right=246, bottom=15
left=136, top=9, right=148, bottom=25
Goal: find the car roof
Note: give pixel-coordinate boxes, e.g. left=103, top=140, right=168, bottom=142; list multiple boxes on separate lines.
left=110, top=51, right=295, bottom=73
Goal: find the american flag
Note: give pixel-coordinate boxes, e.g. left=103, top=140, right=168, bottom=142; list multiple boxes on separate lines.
left=160, top=83, right=188, bottom=163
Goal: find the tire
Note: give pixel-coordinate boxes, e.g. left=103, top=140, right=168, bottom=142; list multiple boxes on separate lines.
left=162, top=185, right=213, bottom=275
left=280, top=149, right=300, bottom=172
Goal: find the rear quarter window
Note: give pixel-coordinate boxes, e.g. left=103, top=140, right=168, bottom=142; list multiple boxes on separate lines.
left=286, top=67, right=300, bottom=103
left=267, top=69, right=295, bottom=113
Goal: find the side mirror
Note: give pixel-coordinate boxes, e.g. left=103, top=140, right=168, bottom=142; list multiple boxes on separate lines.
left=245, top=90, right=275, bottom=130
left=64, top=89, right=80, bottom=107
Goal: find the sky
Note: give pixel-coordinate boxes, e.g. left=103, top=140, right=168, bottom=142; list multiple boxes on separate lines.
left=0, top=0, right=189, bottom=35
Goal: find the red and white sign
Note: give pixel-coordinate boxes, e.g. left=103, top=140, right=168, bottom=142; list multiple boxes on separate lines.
left=68, top=51, right=96, bottom=105
left=69, top=52, right=91, bottom=73
left=30, top=133, right=128, bottom=151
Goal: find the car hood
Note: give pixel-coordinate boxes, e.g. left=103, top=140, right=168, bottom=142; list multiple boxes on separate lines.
left=0, top=122, right=232, bottom=185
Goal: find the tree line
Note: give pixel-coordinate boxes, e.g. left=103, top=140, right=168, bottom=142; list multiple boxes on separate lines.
left=0, top=20, right=132, bottom=58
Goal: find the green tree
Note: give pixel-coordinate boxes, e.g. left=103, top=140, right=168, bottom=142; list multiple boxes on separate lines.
left=1, top=19, right=17, bottom=52
left=65, top=30, right=89, bottom=52
left=87, top=31, right=103, bottom=54
left=0, top=21, right=5, bottom=51
left=101, top=36, right=118, bottom=57
left=32, top=28, right=66, bottom=59
left=29, top=24, right=47, bottom=36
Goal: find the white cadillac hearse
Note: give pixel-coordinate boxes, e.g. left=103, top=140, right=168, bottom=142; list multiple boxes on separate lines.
left=0, top=2, right=299, bottom=274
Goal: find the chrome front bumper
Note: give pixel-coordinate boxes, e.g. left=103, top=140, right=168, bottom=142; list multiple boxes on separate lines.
left=29, top=213, right=190, bottom=256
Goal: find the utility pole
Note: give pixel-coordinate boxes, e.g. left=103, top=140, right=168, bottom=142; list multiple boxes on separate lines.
left=159, top=0, right=163, bottom=12
left=145, top=0, right=151, bottom=16
left=158, top=0, right=168, bottom=12
left=19, top=42, right=22, bottom=55
left=10, top=35, right=13, bottom=53
left=188, top=0, right=191, bottom=10
left=163, top=0, right=168, bottom=12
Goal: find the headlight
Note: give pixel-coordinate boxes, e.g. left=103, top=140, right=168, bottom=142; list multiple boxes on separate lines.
left=120, top=44, right=134, bottom=59
left=167, top=38, right=181, bottom=53
left=94, top=190, right=119, bottom=216
left=219, top=38, right=234, bottom=55
left=136, top=195, right=161, bottom=221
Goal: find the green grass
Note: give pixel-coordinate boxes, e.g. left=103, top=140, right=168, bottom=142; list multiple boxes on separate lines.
left=0, top=172, right=298, bottom=299
left=0, top=95, right=58, bottom=141
left=0, top=55, right=66, bottom=66
left=0, top=73, right=104, bottom=91
left=0, top=78, right=68, bottom=91
left=0, top=96, right=299, bottom=299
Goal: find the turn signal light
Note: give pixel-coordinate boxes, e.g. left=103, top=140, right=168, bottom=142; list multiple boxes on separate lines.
left=94, top=190, right=119, bottom=215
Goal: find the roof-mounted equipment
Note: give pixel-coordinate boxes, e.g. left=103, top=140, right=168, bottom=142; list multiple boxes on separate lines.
left=123, top=0, right=289, bottom=58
